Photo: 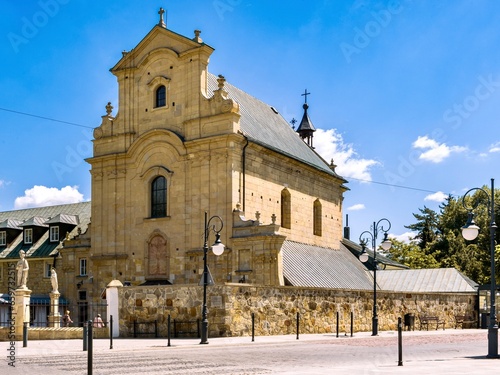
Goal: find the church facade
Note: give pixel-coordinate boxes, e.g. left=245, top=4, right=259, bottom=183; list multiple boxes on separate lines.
left=85, top=14, right=348, bottom=295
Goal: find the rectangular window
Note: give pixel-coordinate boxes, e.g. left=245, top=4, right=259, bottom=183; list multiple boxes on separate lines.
left=24, top=228, right=33, bottom=244
left=50, top=226, right=59, bottom=242
left=0, top=231, right=6, bottom=246
left=45, top=263, right=52, bottom=278
left=79, top=258, right=87, bottom=276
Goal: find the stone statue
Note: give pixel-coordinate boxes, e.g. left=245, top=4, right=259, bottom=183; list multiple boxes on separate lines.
left=16, top=250, right=29, bottom=289
left=51, top=268, right=58, bottom=293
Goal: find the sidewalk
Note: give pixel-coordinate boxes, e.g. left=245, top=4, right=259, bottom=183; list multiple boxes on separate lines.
left=6, top=328, right=500, bottom=374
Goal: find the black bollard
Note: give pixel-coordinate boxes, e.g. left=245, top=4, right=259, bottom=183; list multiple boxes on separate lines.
left=23, top=322, right=28, bottom=347
left=110, top=315, right=113, bottom=349
left=350, top=311, right=354, bottom=337
left=167, top=315, right=171, bottom=347
left=336, top=311, right=339, bottom=338
left=88, top=320, right=93, bottom=375
left=251, top=313, right=255, bottom=342
left=83, top=323, right=88, bottom=351
left=398, top=317, right=403, bottom=366
left=296, top=312, right=300, bottom=340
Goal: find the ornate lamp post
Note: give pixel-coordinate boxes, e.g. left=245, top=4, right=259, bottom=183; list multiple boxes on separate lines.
left=359, top=218, right=392, bottom=336
left=200, top=211, right=225, bottom=345
left=461, top=178, right=498, bottom=358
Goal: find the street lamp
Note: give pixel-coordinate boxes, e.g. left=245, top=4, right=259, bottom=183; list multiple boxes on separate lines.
left=461, top=178, right=498, bottom=358
left=359, top=218, right=392, bottom=336
left=200, top=211, right=225, bottom=345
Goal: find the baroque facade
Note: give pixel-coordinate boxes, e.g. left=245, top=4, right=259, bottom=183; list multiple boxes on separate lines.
left=85, top=15, right=348, bottom=294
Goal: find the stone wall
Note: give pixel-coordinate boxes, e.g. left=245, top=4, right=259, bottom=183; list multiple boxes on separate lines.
left=118, top=284, right=477, bottom=338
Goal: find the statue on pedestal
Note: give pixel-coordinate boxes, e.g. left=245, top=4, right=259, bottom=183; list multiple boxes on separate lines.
left=51, top=268, right=59, bottom=293
left=16, top=250, right=29, bottom=289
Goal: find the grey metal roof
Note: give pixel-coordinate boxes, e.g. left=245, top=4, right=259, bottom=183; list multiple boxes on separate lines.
left=19, top=216, right=49, bottom=227
left=207, top=74, right=346, bottom=183
left=0, top=219, right=23, bottom=230
left=341, top=238, right=409, bottom=270
left=0, top=202, right=91, bottom=259
left=282, top=240, right=374, bottom=290
left=375, top=268, right=478, bottom=293
left=0, top=202, right=90, bottom=226
left=45, top=214, right=80, bottom=226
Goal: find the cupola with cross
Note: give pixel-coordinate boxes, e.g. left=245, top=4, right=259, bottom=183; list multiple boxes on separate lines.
left=296, top=89, right=316, bottom=148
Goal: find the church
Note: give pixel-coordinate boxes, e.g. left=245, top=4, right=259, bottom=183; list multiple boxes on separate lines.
left=0, top=9, right=477, bottom=334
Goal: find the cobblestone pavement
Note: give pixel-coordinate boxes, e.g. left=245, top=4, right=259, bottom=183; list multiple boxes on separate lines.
left=5, top=329, right=500, bottom=374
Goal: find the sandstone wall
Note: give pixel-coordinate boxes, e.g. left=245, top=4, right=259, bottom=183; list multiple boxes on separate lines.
left=118, top=284, right=477, bottom=338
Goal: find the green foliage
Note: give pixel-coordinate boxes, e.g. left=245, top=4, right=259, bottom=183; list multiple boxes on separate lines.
left=399, top=186, right=500, bottom=285
left=386, top=238, right=439, bottom=269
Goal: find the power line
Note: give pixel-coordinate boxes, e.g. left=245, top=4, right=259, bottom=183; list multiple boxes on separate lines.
left=348, top=176, right=457, bottom=197
left=0, top=106, right=460, bottom=199
left=0, top=107, right=93, bottom=129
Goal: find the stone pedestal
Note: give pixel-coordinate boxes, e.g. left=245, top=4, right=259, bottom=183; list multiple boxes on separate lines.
left=48, top=291, right=61, bottom=328
left=14, top=288, right=31, bottom=341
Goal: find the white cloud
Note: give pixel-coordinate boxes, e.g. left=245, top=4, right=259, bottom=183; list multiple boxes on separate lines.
left=390, top=231, right=417, bottom=244
left=489, top=142, right=500, bottom=153
left=347, top=203, right=365, bottom=211
left=424, top=191, right=448, bottom=203
left=14, top=185, right=84, bottom=209
left=0, top=180, right=5, bottom=188
left=314, top=128, right=379, bottom=181
left=412, top=135, right=467, bottom=163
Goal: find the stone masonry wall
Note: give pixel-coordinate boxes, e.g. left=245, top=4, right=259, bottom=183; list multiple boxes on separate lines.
left=118, top=284, right=477, bottom=338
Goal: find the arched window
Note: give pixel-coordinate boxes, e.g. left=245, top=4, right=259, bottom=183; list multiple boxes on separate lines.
left=281, top=189, right=291, bottom=229
left=155, top=85, right=166, bottom=108
left=151, top=176, right=167, bottom=218
left=313, top=199, right=322, bottom=236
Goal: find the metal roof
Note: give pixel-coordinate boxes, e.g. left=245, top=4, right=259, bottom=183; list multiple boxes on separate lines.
left=282, top=240, right=374, bottom=290
left=375, top=268, right=478, bottom=293
left=207, top=73, right=347, bottom=184
left=341, top=238, right=409, bottom=270
left=19, top=216, right=49, bottom=227
left=0, top=202, right=90, bottom=259
left=0, top=219, right=23, bottom=230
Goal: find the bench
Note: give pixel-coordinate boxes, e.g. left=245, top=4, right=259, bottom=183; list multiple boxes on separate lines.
left=454, top=315, right=476, bottom=329
left=419, top=315, right=445, bottom=330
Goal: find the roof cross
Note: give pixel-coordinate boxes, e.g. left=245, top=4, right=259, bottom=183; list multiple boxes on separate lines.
left=301, top=89, right=311, bottom=104
left=158, top=7, right=166, bottom=28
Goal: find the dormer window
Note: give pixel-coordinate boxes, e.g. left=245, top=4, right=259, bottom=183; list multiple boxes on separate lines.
left=155, top=85, right=166, bottom=108
left=24, top=228, right=33, bottom=244
left=0, top=231, right=5, bottom=246
left=50, top=226, right=59, bottom=242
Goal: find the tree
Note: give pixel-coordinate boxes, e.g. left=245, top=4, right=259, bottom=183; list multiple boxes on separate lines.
left=404, top=206, right=439, bottom=250
left=405, top=188, right=500, bottom=285
left=386, top=238, right=439, bottom=269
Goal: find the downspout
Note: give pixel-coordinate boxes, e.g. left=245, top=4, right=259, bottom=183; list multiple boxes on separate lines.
left=242, top=135, right=249, bottom=212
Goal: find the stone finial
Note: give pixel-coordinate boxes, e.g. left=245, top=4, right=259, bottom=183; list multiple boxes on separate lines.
left=235, top=202, right=242, bottom=211
left=255, top=211, right=261, bottom=222
left=217, top=74, right=226, bottom=89
left=271, top=214, right=276, bottom=224
left=122, top=50, right=128, bottom=57
left=158, top=7, right=166, bottom=28
left=330, top=159, right=337, bottom=172
left=106, top=102, right=113, bottom=116
left=193, top=29, right=203, bottom=43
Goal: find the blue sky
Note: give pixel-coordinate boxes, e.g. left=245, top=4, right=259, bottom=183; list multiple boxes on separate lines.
left=2, top=0, right=500, bottom=244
